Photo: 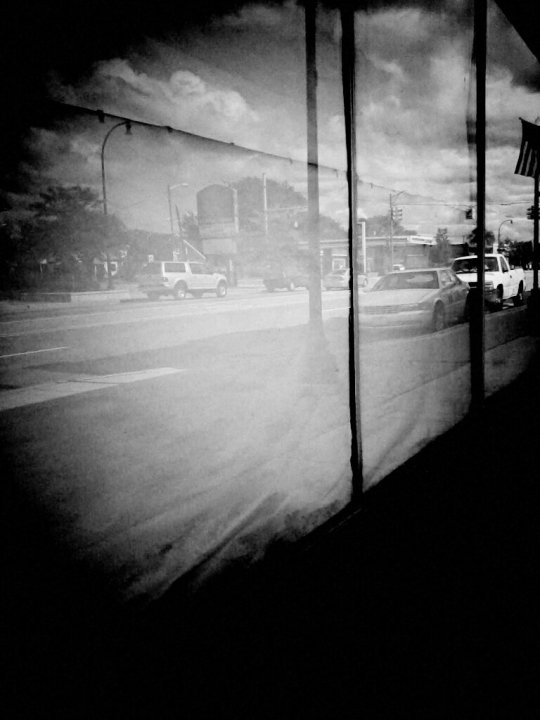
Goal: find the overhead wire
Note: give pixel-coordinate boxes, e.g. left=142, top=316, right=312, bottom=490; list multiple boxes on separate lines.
left=47, top=99, right=520, bottom=216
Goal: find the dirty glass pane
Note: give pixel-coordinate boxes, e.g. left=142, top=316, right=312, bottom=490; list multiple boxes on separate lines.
left=0, top=2, right=351, bottom=603
left=484, top=0, right=540, bottom=395
left=354, top=2, right=474, bottom=488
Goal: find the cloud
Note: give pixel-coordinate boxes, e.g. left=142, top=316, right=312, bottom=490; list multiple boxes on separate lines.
left=52, top=58, right=260, bottom=142
left=219, top=0, right=303, bottom=33
left=24, top=0, right=538, bottom=243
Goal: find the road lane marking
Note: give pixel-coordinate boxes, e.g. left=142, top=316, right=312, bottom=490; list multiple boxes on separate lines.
left=0, top=294, right=350, bottom=337
left=0, top=367, right=184, bottom=411
left=0, top=346, right=69, bottom=359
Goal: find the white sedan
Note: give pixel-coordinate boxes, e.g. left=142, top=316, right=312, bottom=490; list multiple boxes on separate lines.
left=358, top=268, right=470, bottom=332
left=324, top=267, right=368, bottom=290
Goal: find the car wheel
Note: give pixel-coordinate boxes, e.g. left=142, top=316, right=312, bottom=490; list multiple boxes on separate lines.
left=172, top=282, right=187, bottom=300
left=287, top=280, right=295, bottom=291
left=513, top=283, right=524, bottom=307
left=432, top=304, right=446, bottom=332
left=493, top=285, right=504, bottom=311
left=216, top=281, right=227, bottom=298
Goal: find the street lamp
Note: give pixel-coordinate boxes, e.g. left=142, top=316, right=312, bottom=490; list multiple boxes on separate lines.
left=101, top=120, right=131, bottom=289
left=497, top=218, right=513, bottom=246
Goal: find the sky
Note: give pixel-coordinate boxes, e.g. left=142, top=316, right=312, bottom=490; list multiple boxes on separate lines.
left=3, top=0, right=540, bottom=243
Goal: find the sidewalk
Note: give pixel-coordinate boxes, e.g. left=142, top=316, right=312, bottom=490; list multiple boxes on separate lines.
left=0, top=278, right=266, bottom=309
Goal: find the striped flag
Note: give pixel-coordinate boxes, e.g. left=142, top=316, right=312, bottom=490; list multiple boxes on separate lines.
left=515, top=118, right=540, bottom=178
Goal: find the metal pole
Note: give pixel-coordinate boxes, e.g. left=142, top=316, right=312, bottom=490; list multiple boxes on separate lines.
left=167, top=185, right=175, bottom=239
left=341, top=2, right=362, bottom=497
left=534, top=172, right=539, bottom=292
left=471, top=0, right=486, bottom=412
left=175, top=206, right=187, bottom=259
left=389, top=193, right=394, bottom=270
left=101, top=120, right=130, bottom=289
left=305, top=0, right=322, bottom=328
left=497, top=218, right=512, bottom=247
left=360, top=220, right=367, bottom=275
left=262, top=173, right=268, bottom=237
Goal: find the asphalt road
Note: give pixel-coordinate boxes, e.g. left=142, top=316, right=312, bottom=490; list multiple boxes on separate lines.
left=0, top=287, right=349, bottom=374
left=1, top=287, right=535, bottom=603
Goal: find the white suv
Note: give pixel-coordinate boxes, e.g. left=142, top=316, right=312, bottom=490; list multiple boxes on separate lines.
left=137, top=261, right=228, bottom=300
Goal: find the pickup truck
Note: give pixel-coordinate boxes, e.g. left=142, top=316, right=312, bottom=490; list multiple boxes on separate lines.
left=137, top=260, right=228, bottom=300
left=451, top=253, right=526, bottom=310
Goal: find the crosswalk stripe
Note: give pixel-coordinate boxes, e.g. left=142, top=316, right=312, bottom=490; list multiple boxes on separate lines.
left=0, top=367, right=184, bottom=411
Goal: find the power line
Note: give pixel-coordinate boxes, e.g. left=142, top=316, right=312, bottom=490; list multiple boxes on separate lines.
left=46, top=100, right=522, bottom=217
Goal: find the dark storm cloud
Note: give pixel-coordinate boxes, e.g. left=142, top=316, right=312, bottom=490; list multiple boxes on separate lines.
left=1, top=0, right=260, bottom=188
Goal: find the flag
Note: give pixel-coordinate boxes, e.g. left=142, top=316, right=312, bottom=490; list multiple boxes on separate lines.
left=515, top=118, right=540, bottom=178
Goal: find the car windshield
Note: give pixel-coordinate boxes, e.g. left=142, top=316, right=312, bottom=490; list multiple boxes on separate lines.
left=372, top=271, right=439, bottom=291
left=453, top=257, right=498, bottom=273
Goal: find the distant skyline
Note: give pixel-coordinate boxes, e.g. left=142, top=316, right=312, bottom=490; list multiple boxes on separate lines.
left=4, top=0, right=540, bottom=243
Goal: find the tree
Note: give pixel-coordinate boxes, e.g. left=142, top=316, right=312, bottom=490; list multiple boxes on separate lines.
left=231, top=176, right=346, bottom=268
left=35, top=186, right=126, bottom=284
left=233, top=176, right=306, bottom=235
left=430, top=227, right=451, bottom=266
left=180, top=210, right=203, bottom=253
left=366, top=214, right=409, bottom=237
left=466, top=226, right=496, bottom=251
left=2, top=185, right=127, bottom=290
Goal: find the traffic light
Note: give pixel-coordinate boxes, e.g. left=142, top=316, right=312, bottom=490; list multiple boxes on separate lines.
left=391, top=206, right=403, bottom=222
left=526, top=206, right=538, bottom=220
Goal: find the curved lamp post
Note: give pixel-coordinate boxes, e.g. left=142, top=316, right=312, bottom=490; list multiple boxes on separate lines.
left=101, top=120, right=131, bottom=288
left=497, top=218, right=513, bottom=246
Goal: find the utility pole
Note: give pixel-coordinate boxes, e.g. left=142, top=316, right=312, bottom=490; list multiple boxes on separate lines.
left=262, top=173, right=268, bottom=237
left=389, top=193, right=394, bottom=271
left=389, top=192, right=404, bottom=271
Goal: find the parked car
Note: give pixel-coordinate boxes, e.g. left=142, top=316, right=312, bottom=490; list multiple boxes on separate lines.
left=451, top=253, right=526, bottom=310
left=137, top=260, right=228, bottom=300
left=263, top=265, right=309, bottom=292
left=323, top=268, right=369, bottom=290
left=358, top=267, right=470, bottom=332
left=324, top=268, right=349, bottom=290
